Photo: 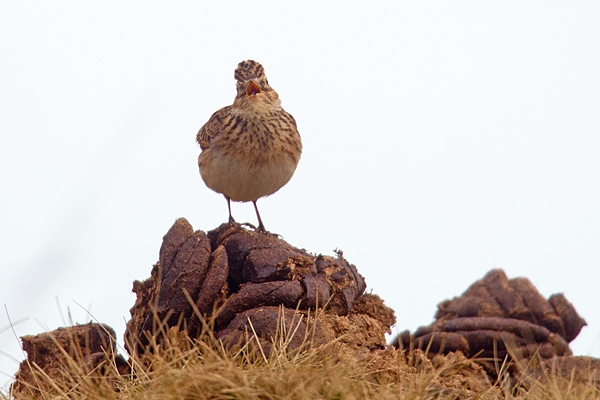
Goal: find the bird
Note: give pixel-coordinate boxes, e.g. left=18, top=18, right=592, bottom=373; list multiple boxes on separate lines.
left=196, top=60, right=302, bottom=232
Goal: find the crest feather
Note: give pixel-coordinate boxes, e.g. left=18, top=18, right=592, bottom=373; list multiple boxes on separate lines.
left=234, top=60, right=265, bottom=82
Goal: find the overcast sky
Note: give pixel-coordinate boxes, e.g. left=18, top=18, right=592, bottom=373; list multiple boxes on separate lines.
left=1, top=2, right=599, bottom=389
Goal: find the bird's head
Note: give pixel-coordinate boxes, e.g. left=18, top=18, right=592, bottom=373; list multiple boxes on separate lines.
left=233, top=60, right=279, bottom=109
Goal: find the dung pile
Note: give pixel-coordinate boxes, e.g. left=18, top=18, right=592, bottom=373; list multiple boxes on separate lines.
left=125, top=218, right=395, bottom=356
left=10, top=323, right=128, bottom=398
left=11, top=219, right=395, bottom=398
left=10, top=220, right=599, bottom=398
left=393, top=269, right=591, bottom=378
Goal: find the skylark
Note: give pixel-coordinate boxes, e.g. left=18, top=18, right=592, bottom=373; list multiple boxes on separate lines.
left=196, top=60, right=302, bottom=231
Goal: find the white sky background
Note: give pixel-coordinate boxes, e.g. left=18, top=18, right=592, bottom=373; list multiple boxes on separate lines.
left=1, top=1, right=599, bottom=389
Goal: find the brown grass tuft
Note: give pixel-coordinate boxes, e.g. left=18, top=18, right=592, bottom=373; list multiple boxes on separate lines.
left=6, top=307, right=600, bottom=399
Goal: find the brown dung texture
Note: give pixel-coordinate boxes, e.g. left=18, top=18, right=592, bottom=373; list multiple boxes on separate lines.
left=392, top=268, right=589, bottom=378
left=12, top=220, right=598, bottom=398
left=124, top=218, right=392, bottom=355
left=11, top=323, right=128, bottom=398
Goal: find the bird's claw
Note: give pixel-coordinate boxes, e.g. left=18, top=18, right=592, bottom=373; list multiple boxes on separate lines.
left=240, top=222, right=257, bottom=230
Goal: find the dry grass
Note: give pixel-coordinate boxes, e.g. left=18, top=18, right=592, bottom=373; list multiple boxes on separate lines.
left=4, top=309, right=600, bottom=400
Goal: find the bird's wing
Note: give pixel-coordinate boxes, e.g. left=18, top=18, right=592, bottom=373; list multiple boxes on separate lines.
left=196, top=105, right=232, bottom=150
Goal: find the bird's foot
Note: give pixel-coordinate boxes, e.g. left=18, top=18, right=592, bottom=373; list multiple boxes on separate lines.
left=226, top=218, right=248, bottom=231
left=234, top=220, right=281, bottom=238
left=240, top=222, right=257, bottom=230
left=256, top=224, right=283, bottom=238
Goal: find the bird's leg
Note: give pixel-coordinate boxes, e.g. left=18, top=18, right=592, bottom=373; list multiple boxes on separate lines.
left=252, top=200, right=266, bottom=231
left=225, top=196, right=236, bottom=224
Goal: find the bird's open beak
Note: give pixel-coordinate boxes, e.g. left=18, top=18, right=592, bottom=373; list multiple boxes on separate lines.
left=245, top=80, right=262, bottom=97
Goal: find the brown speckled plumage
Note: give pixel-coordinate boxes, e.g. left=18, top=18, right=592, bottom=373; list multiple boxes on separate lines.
left=196, top=60, right=302, bottom=231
